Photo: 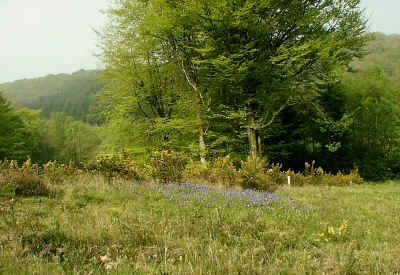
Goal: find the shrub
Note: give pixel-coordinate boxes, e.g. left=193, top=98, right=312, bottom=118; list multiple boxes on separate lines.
left=0, top=158, right=40, bottom=178
left=146, top=151, right=187, bottom=184
left=183, top=160, right=212, bottom=184
left=41, top=160, right=83, bottom=185
left=240, top=155, right=277, bottom=192
left=95, top=153, right=142, bottom=183
left=282, top=169, right=309, bottom=186
left=209, top=155, right=242, bottom=187
left=304, top=161, right=316, bottom=176
left=0, top=165, right=54, bottom=197
left=318, top=169, right=363, bottom=186
left=265, top=163, right=287, bottom=185
left=12, top=173, right=54, bottom=197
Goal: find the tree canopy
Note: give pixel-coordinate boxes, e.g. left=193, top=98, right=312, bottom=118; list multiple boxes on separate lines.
left=96, top=0, right=369, bottom=161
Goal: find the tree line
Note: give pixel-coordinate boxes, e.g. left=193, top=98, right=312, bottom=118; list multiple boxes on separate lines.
left=2, top=0, right=400, bottom=181
left=0, top=70, right=103, bottom=122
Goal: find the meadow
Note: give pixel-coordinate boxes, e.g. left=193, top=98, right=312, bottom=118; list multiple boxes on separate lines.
left=1, top=172, right=400, bottom=274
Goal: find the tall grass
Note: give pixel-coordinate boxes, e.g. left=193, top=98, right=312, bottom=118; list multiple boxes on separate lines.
left=1, top=173, right=399, bottom=274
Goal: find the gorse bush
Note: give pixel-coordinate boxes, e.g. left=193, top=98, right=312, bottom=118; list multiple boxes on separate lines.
left=184, top=156, right=243, bottom=187
left=183, top=157, right=362, bottom=190
left=266, top=163, right=287, bottom=185
left=209, top=155, right=242, bottom=187
left=146, top=151, right=187, bottom=184
left=94, top=153, right=142, bottom=183
left=241, top=155, right=277, bottom=192
left=0, top=158, right=54, bottom=197
left=279, top=163, right=363, bottom=187
left=315, top=169, right=363, bottom=186
left=183, top=160, right=212, bottom=184
left=42, top=161, right=82, bottom=185
left=0, top=155, right=363, bottom=195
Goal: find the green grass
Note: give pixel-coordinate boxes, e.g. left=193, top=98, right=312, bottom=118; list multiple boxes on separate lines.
left=1, top=176, right=400, bottom=274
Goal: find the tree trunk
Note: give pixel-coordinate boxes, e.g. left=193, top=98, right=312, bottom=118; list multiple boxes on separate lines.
left=257, top=134, right=263, bottom=155
left=181, top=60, right=207, bottom=163
left=247, top=98, right=289, bottom=158
left=198, top=118, right=207, bottom=164
left=248, top=110, right=259, bottom=157
left=193, top=83, right=207, bottom=164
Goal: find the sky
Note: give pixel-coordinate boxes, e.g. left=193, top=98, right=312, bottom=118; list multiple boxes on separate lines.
left=0, top=0, right=399, bottom=84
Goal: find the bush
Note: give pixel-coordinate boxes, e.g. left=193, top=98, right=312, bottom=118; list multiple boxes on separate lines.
left=209, top=155, right=242, bottom=187
left=0, top=158, right=56, bottom=197
left=318, top=169, right=363, bottom=186
left=146, top=151, right=187, bottom=184
left=94, top=153, right=142, bottom=183
left=12, top=173, right=54, bottom=197
left=183, top=160, right=212, bottom=184
left=0, top=165, right=54, bottom=198
left=282, top=163, right=364, bottom=187
left=266, top=163, right=287, bottom=185
left=240, top=155, right=277, bottom=192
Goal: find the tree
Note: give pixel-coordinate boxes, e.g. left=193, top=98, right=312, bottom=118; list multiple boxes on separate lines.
left=192, top=0, right=369, bottom=157
left=341, top=66, right=400, bottom=179
left=97, top=0, right=200, bottom=160
left=43, top=112, right=101, bottom=164
left=0, top=92, right=32, bottom=161
left=97, top=0, right=369, bottom=164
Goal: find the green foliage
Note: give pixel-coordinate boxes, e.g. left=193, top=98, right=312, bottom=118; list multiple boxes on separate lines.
left=146, top=151, right=187, bottom=184
left=3, top=1, right=398, bottom=183
left=191, top=0, right=369, bottom=157
left=241, top=155, right=277, bottom=192
left=0, top=92, right=34, bottom=162
left=42, top=112, right=101, bottom=164
left=95, top=0, right=374, bottom=179
left=353, top=33, right=400, bottom=77
left=0, top=70, right=103, bottom=122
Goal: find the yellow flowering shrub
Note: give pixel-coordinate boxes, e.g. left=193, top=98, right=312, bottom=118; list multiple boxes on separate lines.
left=145, top=151, right=187, bottom=184
left=95, top=153, right=142, bottom=183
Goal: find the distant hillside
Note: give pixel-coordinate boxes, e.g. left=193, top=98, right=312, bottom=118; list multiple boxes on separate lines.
left=353, top=32, right=400, bottom=76
left=0, top=70, right=103, bottom=122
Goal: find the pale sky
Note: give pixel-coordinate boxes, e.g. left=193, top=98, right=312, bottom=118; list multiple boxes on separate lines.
left=0, top=0, right=399, bottom=83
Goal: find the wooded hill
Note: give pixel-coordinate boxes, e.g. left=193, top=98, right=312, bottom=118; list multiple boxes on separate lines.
left=353, top=32, right=400, bottom=75
left=0, top=70, right=103, bottom=122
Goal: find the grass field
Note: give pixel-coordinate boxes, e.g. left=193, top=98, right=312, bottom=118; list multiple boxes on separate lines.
left=1, top=177, right=400, bottom=274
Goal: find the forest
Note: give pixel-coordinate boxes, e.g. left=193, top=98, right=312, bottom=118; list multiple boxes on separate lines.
left=1, top=1, right=400, bottom=182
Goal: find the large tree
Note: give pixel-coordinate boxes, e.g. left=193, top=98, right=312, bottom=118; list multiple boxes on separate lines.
left=98, top=0, right=369, bottom=161
left=191, top=0, right=369, bottom=157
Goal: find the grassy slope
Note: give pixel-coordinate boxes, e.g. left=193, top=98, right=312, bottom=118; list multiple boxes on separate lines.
left=1, top=178, right=400, bottom=274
